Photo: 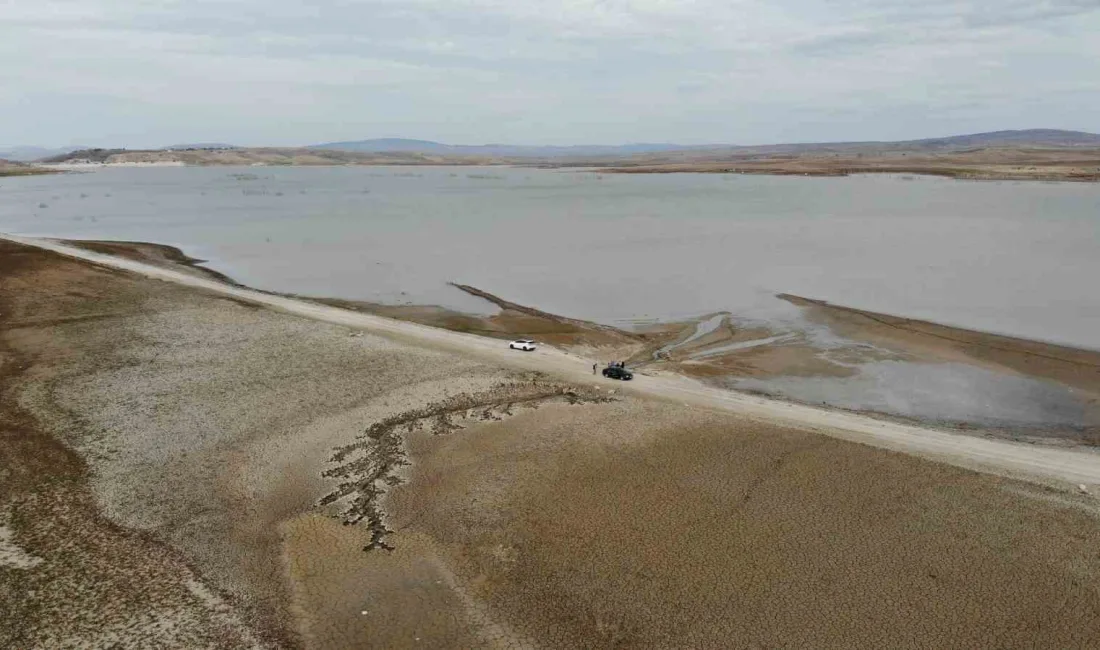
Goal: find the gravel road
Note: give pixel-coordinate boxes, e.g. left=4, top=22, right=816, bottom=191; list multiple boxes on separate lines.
left=6, top=232, right=1099, bottom=489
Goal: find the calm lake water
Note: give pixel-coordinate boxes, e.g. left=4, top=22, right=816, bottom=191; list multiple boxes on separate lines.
left=3, top=166, right=1099, bottom=349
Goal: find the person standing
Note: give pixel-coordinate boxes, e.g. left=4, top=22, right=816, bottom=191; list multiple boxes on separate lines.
left=593, top=362, right=598, bottom=375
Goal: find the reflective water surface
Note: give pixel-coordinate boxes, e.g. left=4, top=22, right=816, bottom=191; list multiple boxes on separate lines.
left=3, top=166, right=1098, bottom=346
left=738, top=362, right=1095, bottom=429
left=4, top=166, right=1099, bottom=429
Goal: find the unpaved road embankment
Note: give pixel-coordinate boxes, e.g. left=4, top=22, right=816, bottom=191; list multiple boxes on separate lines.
left=4, top=232, right=1100, bottom=489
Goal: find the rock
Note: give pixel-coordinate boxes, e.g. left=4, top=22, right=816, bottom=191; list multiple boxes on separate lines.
left=1079, top=484, right=1089, bottom=494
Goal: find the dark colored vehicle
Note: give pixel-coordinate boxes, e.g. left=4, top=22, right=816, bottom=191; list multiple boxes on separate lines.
left=602, top=366, right=634, bottom=381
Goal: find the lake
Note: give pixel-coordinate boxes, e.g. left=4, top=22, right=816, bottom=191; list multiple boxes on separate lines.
left=3, top=166, right=1099, bottom=350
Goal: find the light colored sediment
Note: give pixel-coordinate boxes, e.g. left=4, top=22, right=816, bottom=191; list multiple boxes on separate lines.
left=782, top=293, right=1100, bottom=399
left=6, top=232, right=1100, bottom=488
left=5, top=236, right=1100, bottom=647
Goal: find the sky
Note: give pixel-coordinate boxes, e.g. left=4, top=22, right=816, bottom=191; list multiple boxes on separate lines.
left=2, top=0, right=1100, bottom=148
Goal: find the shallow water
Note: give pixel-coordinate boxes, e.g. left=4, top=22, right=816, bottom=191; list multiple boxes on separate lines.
left=3, top=166, right=1098, bottom=348
left=691, top=334, right=799, bottom=359
left=736, top=361, right=1097, bottom=429
left=656, top=313, right=726, bottom=357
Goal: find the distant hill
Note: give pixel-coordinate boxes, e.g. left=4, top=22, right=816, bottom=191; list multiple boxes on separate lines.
left=901, top=129, right=1100, bottom=149
left=26, top=129, right=1100, bottom=182
left=41, top=148, right=132, bottom=163
left=18, top=130, right=1100, bottom=164
left=309, top=138, right=718, bottom=158
left=163, top=143, right=239, bottom=151
left=309, top=130, right=1100, bottom=158
left=312, top=138, right=455, bottom=153
left=715, top=129, right=1100, bottom=156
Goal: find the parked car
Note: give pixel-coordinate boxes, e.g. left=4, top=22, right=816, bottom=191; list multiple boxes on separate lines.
left=602, top=365, right=634, bottom=380
left=509, top=339, right=537, bottom=351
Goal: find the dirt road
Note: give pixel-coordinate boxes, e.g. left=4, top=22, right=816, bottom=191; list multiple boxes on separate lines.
left=5, top=232, right=1099, bottom=488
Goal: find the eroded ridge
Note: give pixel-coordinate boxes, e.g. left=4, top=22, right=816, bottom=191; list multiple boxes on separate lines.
left=318, top=375, right=615, bottom=551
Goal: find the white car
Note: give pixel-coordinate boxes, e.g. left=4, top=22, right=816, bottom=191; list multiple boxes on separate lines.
left=509, top=339, right=537, bottom=351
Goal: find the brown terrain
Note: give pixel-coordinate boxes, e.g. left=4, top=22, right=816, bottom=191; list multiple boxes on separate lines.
left=31, top=129, right=1100, bottom=182
left=61, top=239, right=1100, bottom=443
left=5, top=238, right=1100, bottom=648
left=39, top=147, right=498, bottom=167
left=0, top=158, right=54, bottom=176
left=596, top=147, right=1100, bottom=181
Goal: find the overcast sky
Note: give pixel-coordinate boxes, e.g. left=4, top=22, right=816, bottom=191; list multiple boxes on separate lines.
left=3, top=0, right=1099, bottom=148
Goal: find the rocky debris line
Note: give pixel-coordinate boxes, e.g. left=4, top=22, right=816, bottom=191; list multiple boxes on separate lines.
left=318, top=376, right=615, bottom=551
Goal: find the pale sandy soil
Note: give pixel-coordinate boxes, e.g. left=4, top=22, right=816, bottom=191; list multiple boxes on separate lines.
left=4, top=235, right=1100, bottom=648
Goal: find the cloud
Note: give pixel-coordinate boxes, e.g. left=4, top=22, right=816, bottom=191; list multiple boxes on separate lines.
left=1, top=0, right=1098, bottom=146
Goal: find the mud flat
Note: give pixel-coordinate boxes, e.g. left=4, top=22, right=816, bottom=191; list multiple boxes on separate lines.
left=5, top=238, right=1100, bottom=647
left=781, top=294, right=1100, bottom=395
left=613, top=296, right=1100, bottom=445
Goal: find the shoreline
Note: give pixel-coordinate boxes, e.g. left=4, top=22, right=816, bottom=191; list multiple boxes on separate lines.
left=6, top=235, right=1100, bottom=646
left=584, top=147, right=1100, bottom=182
left=597, top=163, right=1100, bottom=182
left=62, top=239, right=246, bottom=286
left=11, top=157, right=1100, bottom=183
left=37, top=236, right=1100, bottom=447
left=0, top=166, right=58, bottom=178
